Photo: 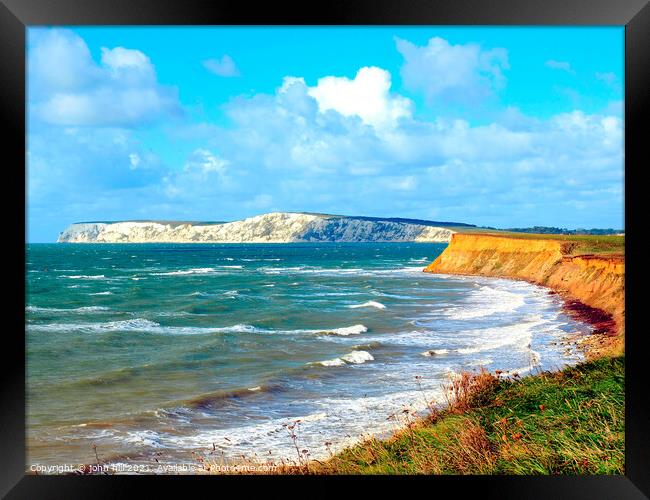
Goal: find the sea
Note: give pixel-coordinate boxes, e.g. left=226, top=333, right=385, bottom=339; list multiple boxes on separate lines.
left=26, top=242, right=592, bottom=471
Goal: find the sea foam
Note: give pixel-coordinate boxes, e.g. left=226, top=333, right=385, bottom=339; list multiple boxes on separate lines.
left=317, top=324, right=368, bottom=336
left=347, top=301, right=386, bottom=310
left=442, top=284, right=526, bottom=320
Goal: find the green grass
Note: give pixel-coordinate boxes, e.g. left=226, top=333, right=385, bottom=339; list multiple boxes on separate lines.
left=455, top=230, right=625, bottom=256
left=313, top=356, right=624, bottom=475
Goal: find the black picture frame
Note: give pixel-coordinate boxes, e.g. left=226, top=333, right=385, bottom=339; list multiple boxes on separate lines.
left=2, top=0, right=647, bottom=497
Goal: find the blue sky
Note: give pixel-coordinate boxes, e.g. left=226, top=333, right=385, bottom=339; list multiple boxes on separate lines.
left=27, top=27, right=624, bottom=242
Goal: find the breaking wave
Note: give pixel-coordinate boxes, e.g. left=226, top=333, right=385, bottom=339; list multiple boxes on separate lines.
left=347, top=301, right=386, bottom=310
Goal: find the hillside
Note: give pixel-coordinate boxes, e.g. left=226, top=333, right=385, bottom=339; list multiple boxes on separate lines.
left=57, top=212, right=457, bottom=243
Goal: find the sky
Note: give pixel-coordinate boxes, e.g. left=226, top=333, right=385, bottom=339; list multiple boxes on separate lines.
left=26, top=27, right=624, bottom=242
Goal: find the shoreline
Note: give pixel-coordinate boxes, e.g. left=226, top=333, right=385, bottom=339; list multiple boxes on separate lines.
left=423, top=232, right=624, bottom=359
left=33, top=235, right=624, bottom=475
left=426, top=270, right=618, bottom=361
left=286, top=234, right=626, bottom=475
left=67, top=275, right=600, bottom=475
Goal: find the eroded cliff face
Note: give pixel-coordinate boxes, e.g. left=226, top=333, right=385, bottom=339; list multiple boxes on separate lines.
left=57, top=213, right=455, bottom=244
left=424, top=233, right=625, bottom=355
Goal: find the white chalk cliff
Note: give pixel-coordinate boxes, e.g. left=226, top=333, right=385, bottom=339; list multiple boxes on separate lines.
left=57, top=212, right=458, bottom=243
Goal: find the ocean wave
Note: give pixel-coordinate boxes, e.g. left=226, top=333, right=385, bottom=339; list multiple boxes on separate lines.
left=149, top=388, right=450, bottom=460
left=420, top=349, right=450, bottom=357
left=63, top=275, right=107, bottom=280
left=316, top=324, right=368, bottom=336
left=317, top=358, right=347, bottom=367
left=26, top=305, right=112, bottom=313
left=177, top=383, right=285, bottom=409
left=441, top=285, right=526, bottom=320
left=258, top=266, right=423, bottom=277
left=27, top=319, right=264, bottom=336
left=124, top=430, right=164, bottom=448
left=347, top=301, right=386, bottom=310
left=371, top=330, right=439, bottom=347
left=28, top=318, right=374, bottom=338
left=371, top=290, right=418, bottom=299
left=188, top=291, right=216, bottom=297
left=150, top=268, right=220, bottom=276
left=368, top=266, right=428, bottom=275
left=89, top=291, right=113, bottom=296
left=454, top=316, right=547, bottom=355
left=314, top=350, right=374, bottom=367
left=341, top=350, right=374, bottom=364
left=135, top=410, right=333, bottom=453
left=151, top=311, right=192, bottom=317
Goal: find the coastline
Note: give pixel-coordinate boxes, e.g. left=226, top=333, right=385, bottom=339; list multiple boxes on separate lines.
left=192, top=246, right=622, bottom=474
left=48, top=235, right=624, bottom=475
left=423, top=232, right=625, bottom=360
left=279, top=233, right=626, bottom=475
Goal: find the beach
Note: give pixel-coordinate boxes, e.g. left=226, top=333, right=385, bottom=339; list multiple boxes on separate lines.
left=25, top=241, right=602, bottom=473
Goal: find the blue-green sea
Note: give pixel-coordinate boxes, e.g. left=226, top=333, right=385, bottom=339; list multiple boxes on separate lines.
left=26, top=243, right=591, bottom=470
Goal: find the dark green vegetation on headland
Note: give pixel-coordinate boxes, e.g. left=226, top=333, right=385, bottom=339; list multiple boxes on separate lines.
left=306, top=356, right=624, bottom=475
left=336, top=214, right=475, bottom=228
left=483, top=226, right=623, bottom=236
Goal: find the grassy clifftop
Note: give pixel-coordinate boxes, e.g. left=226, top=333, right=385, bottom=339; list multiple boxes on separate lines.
left=300, top=356, right=624, bottom=475
left=465, top=231, right=625, bottom=256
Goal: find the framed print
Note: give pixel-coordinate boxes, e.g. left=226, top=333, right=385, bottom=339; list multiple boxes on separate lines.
left=2, top=0, right=648, bottom=497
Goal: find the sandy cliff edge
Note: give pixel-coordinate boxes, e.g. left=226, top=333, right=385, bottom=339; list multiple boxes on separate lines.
left=424, top=233, right=625, bottom=358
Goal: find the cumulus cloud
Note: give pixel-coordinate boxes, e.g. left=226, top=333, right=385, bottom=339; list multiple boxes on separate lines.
left=546, top=60, right=575, bottom=74
left=27, top=32, right=624, bottom=240
left=203, top=55, right=240, bottom=77
left=28, top=29, right=100, bottom=95
left=29, top=28, right=181, bottom=127
left=306, top=67, right=412, bottom=130
left=396, top=36, right=509, bottom=105
left=184, top=148, right=228, bottom=175
left=168, top=71, right=623, bottom=228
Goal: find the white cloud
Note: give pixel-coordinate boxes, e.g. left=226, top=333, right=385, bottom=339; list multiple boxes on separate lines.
left=182, top=71, right=623, bottom=228
left=396, top=37, right=509, bottom=105
left=28, top=28, right=99, bottom=94
left=280, top=76, right=306, bottom=93
left=27, top=31, right=625, bottom=236
left=306, top=67, right=412, bottom=130
left=203, top=55, right=240, bottom=77
left=184, top=148, right=228, bottom=175
left=129, top=153, right=141, bottom=170
left=546, top=60, right=575, bottom=74
left=29, top=28, right=181, bottom=127
left=102, top=47, right=151, bottom=71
